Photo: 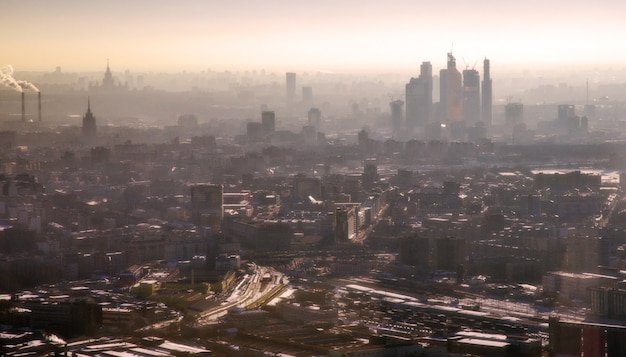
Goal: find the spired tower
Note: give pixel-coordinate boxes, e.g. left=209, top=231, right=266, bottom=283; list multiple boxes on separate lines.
left=82, top=97, right=97, bottom=141
left=481, top=58, right=493, bottom=126
left=102, top=59, right=115, bottom=90
left=89, top=59, right=128, bottom=93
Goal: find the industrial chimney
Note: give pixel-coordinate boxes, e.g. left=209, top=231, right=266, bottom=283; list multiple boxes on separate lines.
left=38, top=91, right=41, bottom=122
left=21, top=92, right=25, bottom=122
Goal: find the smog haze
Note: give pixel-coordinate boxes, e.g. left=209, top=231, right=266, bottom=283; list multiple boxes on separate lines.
left=5, top=0, right=626, bottom=73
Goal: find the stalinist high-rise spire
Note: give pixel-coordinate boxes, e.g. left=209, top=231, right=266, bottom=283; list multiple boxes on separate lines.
left=102, top=59, right=115, bottom=89
left=82, top=97, right=97, bottom=141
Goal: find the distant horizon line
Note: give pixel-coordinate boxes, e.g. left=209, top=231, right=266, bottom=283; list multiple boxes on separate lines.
left=11, top=61, right=626, bottom=75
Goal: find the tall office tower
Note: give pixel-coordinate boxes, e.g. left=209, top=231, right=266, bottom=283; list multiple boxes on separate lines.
left=82, top=97, right=97, bottom=140
left=405, top=61, right=433, bottom=131
left=362, top=158, right=378, bottom=187
left=358, top=129, right=369, bottom=150
left=247, top=122, right=263, bottom=142
left=481, top=58, right=493, bottom=126
left=421, top=61, right=433, bottom=105
left=261, top=110, right=275, bottom=135
left=390, top=99, right=404, bottom=139
left=286, top=72, right=296, bottom=108
left=308, top=107, right=321, bottom=131
left=190, top=183, right=223, bottom=230
left=439, top=69, right=448, bottom=122
left=462, top=69, right=480, bottom=125
left=445, top=52, right=463, bottom=123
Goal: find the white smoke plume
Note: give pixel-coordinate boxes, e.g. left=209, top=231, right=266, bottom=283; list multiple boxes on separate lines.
left=0, top=65, right=22, bottom=92
left=0, top=64, right=39, bottom=92
left=17, top=79, right=39, bottom=92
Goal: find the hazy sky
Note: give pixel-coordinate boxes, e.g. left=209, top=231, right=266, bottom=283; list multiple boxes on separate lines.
left=5, top=0, right=626, bottom=73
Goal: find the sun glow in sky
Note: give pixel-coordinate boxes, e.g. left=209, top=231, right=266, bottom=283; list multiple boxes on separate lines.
left=5, top=0, right=626, bottom=72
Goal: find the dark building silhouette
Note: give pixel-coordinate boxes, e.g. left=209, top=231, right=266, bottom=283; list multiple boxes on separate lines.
left=292, top=175, right=322, bottom=201
left=565, top=235, right=610, bottom=273
left=91, top=146, right=111, bottom=164
left=0, top=131, right=16, bottom=150
left=261, top=110, right=275, bottom=135
left=467, top=122, right=487, bottom=142
left=247, top=122, right=263, bottom=142
left=405, top=61, right=433, bottom=131
left=399, top=235, right=430, bottom=270
left=590, top=288, right=626, bottom=318
left=190, top=183, right=223, bottom=230
left=558, top=104, right=576, bottom=122
left=26, top=300, right=102, bottom=337
left=549, top=318, right=626, bottom=357
left=481, top=58, right=493, bottom=125
left=505, top=102, right=524, bottom=126
left=37, top=91, right=41, bottom=122
left=286, top=72, right=296, bottom=108
left=308, top=107, right=321, bottom=131
left=534, top=170, right=601, bottom=191
left=362, top=159, right=378, bottom=187
left=178, top=114, right=199, bottom=129
left=558, top=104, right=576, bottom=134
left=390, top=99, right=404, bottom=139
left=21, top=92, right=25, bottom=122
left=301, top=124, right=317, bottom=145
left=462, top=68, right=480, bottom=125
left=434, top=236, right=466, bottom=271
left=557, top=104, right=586, bottom=136
left=82, top=98, right=97, bottom=141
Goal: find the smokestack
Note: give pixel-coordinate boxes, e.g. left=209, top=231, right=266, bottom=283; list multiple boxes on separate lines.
left=38, top=92, right=41, bottom=122
left=21, top=92, right=25, bottom=122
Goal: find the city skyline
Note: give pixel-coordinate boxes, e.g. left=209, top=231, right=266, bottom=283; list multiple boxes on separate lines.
left=4, top=3, right=626, bottom=354
left=4, top=0, right=626, bottom=72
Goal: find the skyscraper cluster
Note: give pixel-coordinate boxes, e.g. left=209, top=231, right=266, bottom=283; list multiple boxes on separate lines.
left=405, top=62, right=433, bottom=131
left=404, top=52, right=492, bottom=141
